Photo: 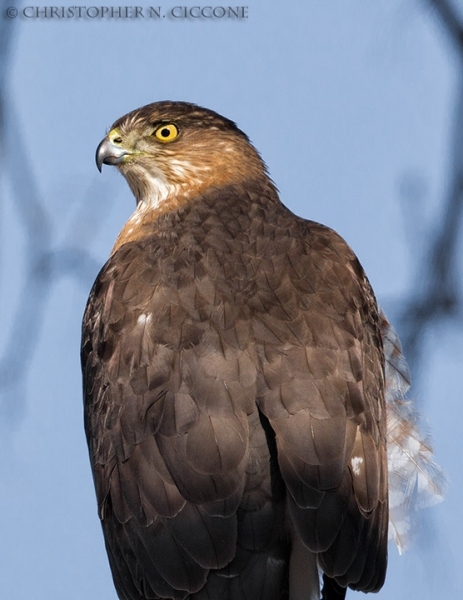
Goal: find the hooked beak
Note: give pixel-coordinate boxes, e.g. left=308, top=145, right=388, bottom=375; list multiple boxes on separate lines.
left=95, top=136, right=130, bottom=172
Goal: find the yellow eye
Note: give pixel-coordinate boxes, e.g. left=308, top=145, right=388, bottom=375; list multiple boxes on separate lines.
left=154, top=123, right=179, bottom=143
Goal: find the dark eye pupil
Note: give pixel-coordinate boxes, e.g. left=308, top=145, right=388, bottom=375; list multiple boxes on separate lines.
left=161, top=128, right=171, bottom=137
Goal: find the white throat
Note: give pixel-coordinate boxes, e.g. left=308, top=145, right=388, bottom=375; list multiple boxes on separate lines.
left=139, top=173, right=180, bottom=209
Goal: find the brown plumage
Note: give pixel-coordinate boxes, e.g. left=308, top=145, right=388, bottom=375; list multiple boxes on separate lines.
left=82, top=101, right=390, bottom=600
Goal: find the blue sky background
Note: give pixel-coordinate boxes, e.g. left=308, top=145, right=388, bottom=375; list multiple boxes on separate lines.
left=0, top=1, right=460, bottom=598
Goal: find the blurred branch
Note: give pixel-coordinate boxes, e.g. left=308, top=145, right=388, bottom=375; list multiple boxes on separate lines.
left=399, top=0, right=463, bottom=374
left=425, top=0, right=463, bottom=51
left=0, top=104, right=102, bottom=425
left=0, top=0, right=17, bottom=154
left=0, top=0, right=17, bottom=90
left=0, top=20, right=104, bottom=426
left=0, top=104, right=96, bottom=389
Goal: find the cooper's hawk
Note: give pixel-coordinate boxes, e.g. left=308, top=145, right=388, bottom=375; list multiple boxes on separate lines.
left=82, top=101, right=443, bottom=600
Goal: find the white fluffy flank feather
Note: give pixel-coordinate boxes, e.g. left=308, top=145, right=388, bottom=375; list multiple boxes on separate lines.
left=380, top=311, right=445, bottom=554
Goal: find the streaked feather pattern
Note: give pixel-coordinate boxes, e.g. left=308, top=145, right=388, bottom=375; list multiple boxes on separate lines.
left=380, top=312, right=445, bottom=553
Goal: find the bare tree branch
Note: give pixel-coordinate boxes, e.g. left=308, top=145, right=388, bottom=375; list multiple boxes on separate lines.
left=400, top=0, right=463, bottom=374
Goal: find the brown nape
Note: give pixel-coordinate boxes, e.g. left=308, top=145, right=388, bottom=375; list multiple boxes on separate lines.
left=110, top=173, right=277, bottom=256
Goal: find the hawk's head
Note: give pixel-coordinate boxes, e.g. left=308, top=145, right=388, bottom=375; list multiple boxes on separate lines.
left=96, top=101, right=267, bottom=207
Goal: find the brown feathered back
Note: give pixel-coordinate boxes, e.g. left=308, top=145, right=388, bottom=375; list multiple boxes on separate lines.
left=83, top=102, right=388, bottom=600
